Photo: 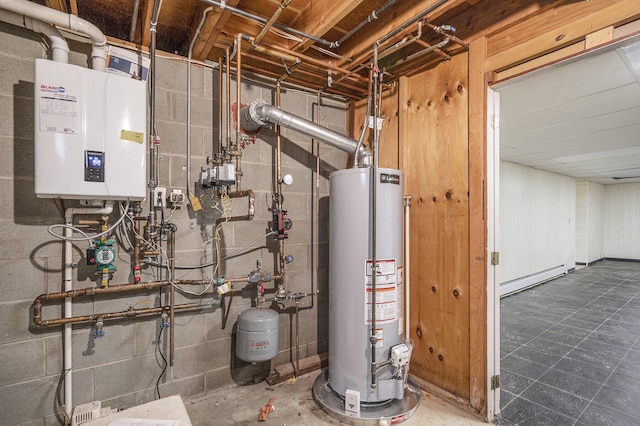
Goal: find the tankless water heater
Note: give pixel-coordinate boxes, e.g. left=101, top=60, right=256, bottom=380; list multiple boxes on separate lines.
left=34, top=59, right=147, bottom=200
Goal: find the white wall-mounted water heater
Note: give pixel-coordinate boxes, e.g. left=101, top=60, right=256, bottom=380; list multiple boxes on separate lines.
left=34, top=59, right=147, bottom=200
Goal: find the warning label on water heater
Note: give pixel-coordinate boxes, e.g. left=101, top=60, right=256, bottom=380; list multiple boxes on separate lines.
left=365, top=259, right=397, bottom=325
left=38, top=84, right=79, bottom=134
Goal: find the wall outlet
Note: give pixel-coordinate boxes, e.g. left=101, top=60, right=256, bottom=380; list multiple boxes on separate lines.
left=153, top=187, right=166, bottom=208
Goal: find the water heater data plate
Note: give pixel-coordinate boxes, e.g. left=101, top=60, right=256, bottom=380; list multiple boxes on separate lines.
left=34, top=59, right=147, bottom=200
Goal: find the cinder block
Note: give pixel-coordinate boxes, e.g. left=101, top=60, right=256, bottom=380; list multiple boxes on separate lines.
left=0, top=300, right=38, bottom=344
left=156, top=57, right=188, bottom=93
left=94, top=353, right=159, bottom=400
left=172, top=339, right=230, bottom=379
left=154, top=120, right=187, bottom=155
left=190, top=95, right=213, bottom=128
left=0, top=257, right=47, bottom=301
left=0, top=374, right=58, bottom=425
left=0, top=55, right=35, bottom=97
left=0, top=339, right=45, bottom=385
left=45, top=323, right=136, bottom=372
left=154, top=89, right=172, bottom=122
left=138, top=374, right=205, bottom=405
left=0, top=23, right=46, bottom=63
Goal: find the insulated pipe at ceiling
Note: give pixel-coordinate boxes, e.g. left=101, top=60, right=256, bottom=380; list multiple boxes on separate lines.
left=239, top=99, right=372, bottom=167
left=0, top=0, right=107, bottom=71
left=0, top=9, right=69, bottom=63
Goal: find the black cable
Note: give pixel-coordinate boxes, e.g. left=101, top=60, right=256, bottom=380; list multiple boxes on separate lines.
left=155, top=323, right=168, bottom=399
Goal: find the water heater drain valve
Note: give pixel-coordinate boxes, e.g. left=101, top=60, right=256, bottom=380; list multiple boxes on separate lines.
left=390, top=343, right=412, bottom=368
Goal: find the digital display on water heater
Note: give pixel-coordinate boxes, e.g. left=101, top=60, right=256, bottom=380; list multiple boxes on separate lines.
left=87, top=153, right=102, bottom=167
left=84, top=150, right=105, bottom=182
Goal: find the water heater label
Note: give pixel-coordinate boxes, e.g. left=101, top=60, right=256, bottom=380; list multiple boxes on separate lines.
left=365, top=259, right=397, bottom=324
left=380, top=173, right=400, bottom=185
left=38, top=84, right=79, bottom=134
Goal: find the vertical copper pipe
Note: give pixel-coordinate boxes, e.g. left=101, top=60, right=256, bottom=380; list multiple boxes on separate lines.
left=226, top=47, right=231, bottom=151
left=218, top=56, right=224, bottom=156
left=295, top=301, right=300, bottom=375
left=236, top=34, right=243, bottom=191
left=275, top=82, right=285, bottom=277
left=169, top=227, right=176, bottom=366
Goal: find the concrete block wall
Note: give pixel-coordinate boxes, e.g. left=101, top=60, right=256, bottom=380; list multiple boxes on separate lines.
left=0, top=21, right=347, bottom=425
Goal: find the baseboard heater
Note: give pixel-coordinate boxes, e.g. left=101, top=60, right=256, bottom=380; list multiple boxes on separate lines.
left=500, top=265, right=567, bottom=297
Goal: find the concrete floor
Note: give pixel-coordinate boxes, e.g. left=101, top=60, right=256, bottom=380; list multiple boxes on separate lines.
left=185, top=371, right=486, bottom=425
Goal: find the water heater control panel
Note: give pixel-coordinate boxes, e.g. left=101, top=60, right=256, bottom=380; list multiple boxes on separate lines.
left=84, top=151, right=105, bottom=182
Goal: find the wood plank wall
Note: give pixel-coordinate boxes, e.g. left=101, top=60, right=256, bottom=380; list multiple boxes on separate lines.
left=400, top=53, right=471, bottom=398
left=348, top=0, right=640, bottom=418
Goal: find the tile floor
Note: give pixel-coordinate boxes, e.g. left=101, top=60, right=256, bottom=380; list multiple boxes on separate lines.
left=494, top=260, right=640, bottom=426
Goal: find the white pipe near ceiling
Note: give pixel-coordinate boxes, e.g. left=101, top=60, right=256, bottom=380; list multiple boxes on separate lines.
left=0, top=9, right=69, bottom=63
left=0, top=0, right=107, bottom=71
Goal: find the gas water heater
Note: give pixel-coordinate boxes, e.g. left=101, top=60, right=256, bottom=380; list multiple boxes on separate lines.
left=313, top=167, right=420, bottom=424
left=34, top=59, right=147, bottom=200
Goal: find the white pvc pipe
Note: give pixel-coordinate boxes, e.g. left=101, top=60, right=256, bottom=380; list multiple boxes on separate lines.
left=62, top=203, right=113, bottom=418
left=0, top=0, right=107, bottom=70
left=0, top=9, right=69, bottom=63
left=404, top=196, right=411, bottom=341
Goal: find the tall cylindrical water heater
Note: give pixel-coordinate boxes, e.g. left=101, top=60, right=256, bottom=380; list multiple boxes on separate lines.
left=328, top=167, right=404, bottom=403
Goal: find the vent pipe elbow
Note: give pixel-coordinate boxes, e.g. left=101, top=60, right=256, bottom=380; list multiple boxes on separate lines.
left=0, top=9, right=69, bottom=63
left=240, top=99, right=372, bottom=167
left=0, top=0, right=107, bottom=70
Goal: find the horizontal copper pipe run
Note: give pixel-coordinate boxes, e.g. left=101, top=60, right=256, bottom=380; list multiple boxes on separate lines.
left=36, top=302, right=211, bottom=327
left=33, top=279, right=211, bottom=327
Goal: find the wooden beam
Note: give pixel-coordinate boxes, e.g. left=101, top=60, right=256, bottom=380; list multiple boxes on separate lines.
left=485, top=0, right=640, bottom=72
left=192, top=0, right=241, bottom=62
left=68, top=0, right=78, bottom=16
left=287, top=0, right=365, bottom=52
left=140, top=0, right=154, bottom=48
left=468, top=36, right=487, bottom=417
left=46, top=0, right=66, bottom=12
left=585, top=25, right=614, bottom=50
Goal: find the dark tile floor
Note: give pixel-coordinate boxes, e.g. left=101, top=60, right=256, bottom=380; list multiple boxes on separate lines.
left=494, top=260, right=640, bottom=426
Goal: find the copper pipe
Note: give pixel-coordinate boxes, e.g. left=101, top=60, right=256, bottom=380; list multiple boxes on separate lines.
left=295, top=301, right=300, bottom=375
left=424, top=22, right=469, bottom=49
left=226, top=47, right=231, bottom=151
left=275, top=82, right=285, bottom=279
left=232, top=33, right=366, bottom=82
left=35, top=302, right=210, bottom=327
left=218, top=55, right=224, bottom=155
left=415, top=39, right=450, bottom=60
left=253, top=0, right=292, bottom=47
left=252, top=43, right=299, bottom=64
left=238, top=60, right=366, bottom=98
left=214, top=189, right=255, bottom=228
left=235, top=34, right=243, bottom=191
left=33, top=279, right=212, bottom=327
left=240, top=52, right=367, bottom=94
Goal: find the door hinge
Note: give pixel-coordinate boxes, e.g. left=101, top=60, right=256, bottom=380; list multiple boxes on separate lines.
left=491, top=252, right=499, bottom=266
left=491, top=114, right=499, bottom=129
left=491, top=375, right=500, bottom=390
